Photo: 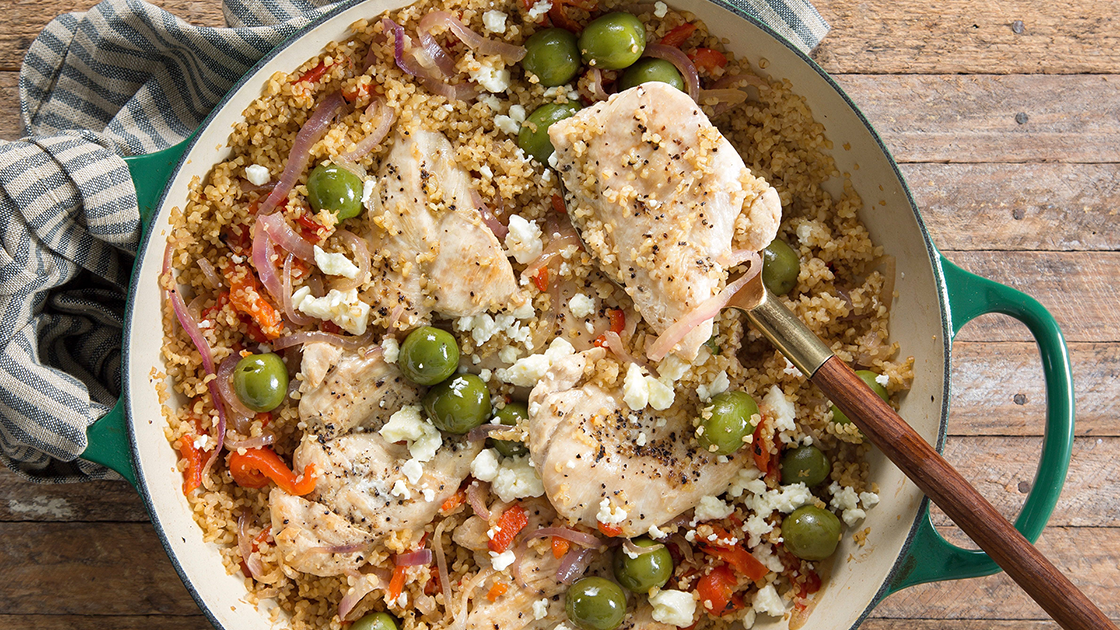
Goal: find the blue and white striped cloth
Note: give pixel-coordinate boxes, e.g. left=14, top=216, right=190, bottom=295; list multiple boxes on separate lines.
left=0, top=0, right=827, bottom=483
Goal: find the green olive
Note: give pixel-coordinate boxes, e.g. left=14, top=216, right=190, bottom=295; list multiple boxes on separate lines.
left=306, top=163, right=364, bottom=220
left=578, top=12, right=646, bottom=70
left=351, top=612, right=399, bottom=630
left=423, top=374, right=492, bottom=434
left=780, top=445, right=831, bottom=487
left=519, top=102, right=581, bottom=164
left=489, top=402, right=529, bottom=457
left=761, top=239, right=801, bottom=295
left=619, top=58, right=685, bottom=92
left=565, top=576, right=627, bottom=630
left=523, top=28, right=582, bottom=87
left=697, top=391, right=759, bottom=456
left=399, top=326, right=460, bottom=386
left=613, top=537, right=673, bottom=593
left=831, top=370, right=888, bottom=425
left=782, top=505, right=842, bottom=561
left=232, top=353, right=289, bottom=413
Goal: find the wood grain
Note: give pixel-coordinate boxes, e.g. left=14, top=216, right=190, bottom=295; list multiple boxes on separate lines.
left=0, top=616, right=209, bottom=630
left=812, top=0, right=1120, bottom=75
left=834, top=74, right=1120, bottom=164
left=0, top=474, right=147, bottom=522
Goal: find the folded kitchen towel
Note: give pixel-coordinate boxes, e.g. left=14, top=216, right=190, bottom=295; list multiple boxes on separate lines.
left=0, top=0, right=828, bottom=482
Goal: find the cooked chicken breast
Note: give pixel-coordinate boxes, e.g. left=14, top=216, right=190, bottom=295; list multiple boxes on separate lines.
left=293, top=431, right=482, bottom=545
left=269, top=489, right=372, bottom=577
left=549, top=82, right=781, bottom=360
left=527, top=348, right=748, bottom=537
left=298, top=342, right=422, bottom=439
left=370, top=127, right=528, bottom=328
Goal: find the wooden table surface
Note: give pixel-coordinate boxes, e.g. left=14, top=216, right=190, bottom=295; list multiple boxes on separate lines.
left=1, top=1, right=1117, bottom=629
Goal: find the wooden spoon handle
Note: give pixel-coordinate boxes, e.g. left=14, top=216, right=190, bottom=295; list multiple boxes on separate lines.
left=813, top=357, right=1116, bottom=630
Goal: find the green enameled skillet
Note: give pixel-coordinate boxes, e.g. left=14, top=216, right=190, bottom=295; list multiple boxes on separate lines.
left=77, top=0, right=1076, bottom=628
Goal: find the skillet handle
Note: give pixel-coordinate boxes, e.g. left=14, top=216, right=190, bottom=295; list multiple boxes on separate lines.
left=77, top=139, right=192, bottom=485
left=885, top=256, right=1075, bottom=594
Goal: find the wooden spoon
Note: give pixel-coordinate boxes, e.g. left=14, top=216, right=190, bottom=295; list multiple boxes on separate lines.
left=727, top=266, right=1115, bottom=630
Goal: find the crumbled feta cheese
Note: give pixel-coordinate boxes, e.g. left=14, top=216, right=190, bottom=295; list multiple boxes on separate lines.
left=499, top=346, right=520, bottom=364
left=244, top=164, right=270, bottom=186
left=657, top=354, right=690, bottom=383
left=653, top=1, right=668, bottom=17
left=726, top=466, right=763, bottom=498
left=193, top=434, right=211, bottom=450
left=597, top=497, right=627, bottom=525
left=694, top=495, right=734, bottom=522
left=547, top=151, right=559, bottom=169
left=623, top=362, right=649, bottom=411
left=479, top=94, right=502, bottom=111
left=494, top=115, right=519, bottom=134
left=492, top=455, right=545, bottom=502
left=763, top=385, right=798, bottom=444
left=568, top=293, right=595, bottom=318
left=636, top=432, right=647, bottom=447
left=859, top=491, right=880, bottom=508
left=734, top=482, right=814, bottom=545
left=650, top=589, right=695, bottom=626
left=496, top=338, right=574, bottom=386
left=875, top=373, right=890, bottom=387
left=292, top=286, right=370, bottom=335
left=480, top=368, right=492, bottom=383
left=648, top=524, right=667, bottom=539
left=483, top=10, right=508, bottom=33
left=471, top=448, right=501, bottom=482
left=382, top=337, right=400, bottom=363
left=527, top=0, right=552, bottom=20
left=512, top=300, right=535, bottom=319
left=422, top=487, right=435, bottom=501
left=691, top=345, right=711, bottom=366
left=646, top=376, right=674, bottom=410
left=468, top=56, right=511, bottom=92
left=379, top=405, right=443, bottom=462
left=829, top=482, right=866, bottom=526
left=697, top=370, right=730, bottom=402
left=313, top=245, right=360, bottom=279
left=505, top=215, right=544, bottom=264
left=752, top=584, right=786, bottom=617
left=783, top=358, right=801, bottom=377
left=751, top=543, right=784, bottom=573
left=401, top=458, right=423, bottom=485
left=490, top=549, right=517, bottom=571
left=391, top=479, right=411, bottom=500
left=509, top=105, right=527, bottom=123
left=362, top=178, right=376, bottom=209
left=532, top=598, right=549, bottom=620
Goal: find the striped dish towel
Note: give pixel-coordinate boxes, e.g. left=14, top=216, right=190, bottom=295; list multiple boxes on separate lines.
left=0, top=0, right=828, bottom=483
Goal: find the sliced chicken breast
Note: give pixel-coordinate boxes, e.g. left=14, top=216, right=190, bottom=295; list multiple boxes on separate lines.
left=298, top=342, right=422, bottom=439
left=370, top=127, right=528, bottom=327
left=269, top=489, right=372, bottom=577
left=549, top=82, right=781, bottom=360
left=527, top=348, right=748, bottom=537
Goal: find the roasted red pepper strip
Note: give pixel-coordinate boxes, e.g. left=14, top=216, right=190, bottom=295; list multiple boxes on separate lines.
left=488, top=504, right=529, bottom=553
left=225, top=264, right=283, bottom=340
left=696, top=565, right=742, bottom=616
left=552, top=536, right=571, bottom=559
left=608, top=308, right=625, bottom=334
left=178, top=436, right=204, bottom=495
left=551, top=193, right=568, bottom=215
left=597, top=521, right=624, bottom=537
left=388, top=564, right=408, bottom=600
left=531, top=266, right=549, bottom=292
left=486, top=580, right=509, bottom=601
left=700, top=544, right=768, bottom=581
left=441, top=487, right=467, bottom=513
left=296, top=60, right=330, bottom=84
left=689, top=47, right=728, bottom=72
left=659, top=23, right=697, bottom=47
left=228, top=446, right=316, bottom=495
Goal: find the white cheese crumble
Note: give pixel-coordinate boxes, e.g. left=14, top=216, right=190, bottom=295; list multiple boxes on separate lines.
left=505, top=215, right=544, bottom=264
left=495, top=114, right=520, bottom=134
left=468, top=56, right=511, bottom=93
left=648, top=524, right=667, bottom=539
left=696, top=370, right=730, bottom=402
left=527, top=0, right=552, bottom=20
left=830, top=482, right=877, bottom=525
left=597, top=497, right=627, bottom=525
left=752, top=584, right=787, bottom=617
left=471, top=448, right=502, bottom=482
left=875, top=373, right=890, bottom=387
left=568, top=293, right=595, bottom=318
left=653, top=1, right=669, bottom=17
left=391, top=479, right=411, bottom=500
left=492, top=455, right=545, bottom=502
left=362, top=178, right=376, bottom=209
left=763, top=385, right=798, bottom=444
left=496, top=338, right=575, bottom=386
left=382, top=337, right=400, bottom=363
left=313, top=245, right=360, bottom=279
left=694, top=495, right=734, bottom=522
left=623, top=363, right=675, bottom=411
left=490, top=549, right=517, bottom=571
left=751, top=542, right=784, bottom=573
left=650, top=589, right=695, bottom=627
left=479, top=94, right=502, bottom=111
left=379, top=405, right=442, bottom=462
left=647, top=377, right=674, bottom=410
left=401, top=458, right=423, bottom=485
left=192, top=434, right=212, bottom=450
left=244, top=164, right=271, bottom=186
left=482, top=10, right=508, bottom=33
left=657, top=354, right=690, bottom=383
left=292, top=286, right=370, bottom=335
left=532, top=598, right=549, bottom=620
left=499, top=345, right=521, bottom=364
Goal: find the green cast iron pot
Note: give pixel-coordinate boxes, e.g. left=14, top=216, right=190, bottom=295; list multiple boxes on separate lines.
left=79, top=0, right=1076, bottom=628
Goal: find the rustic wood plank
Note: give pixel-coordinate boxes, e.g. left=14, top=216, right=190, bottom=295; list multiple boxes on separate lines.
left=0, top=522, right=200, bottom=616
left=872, top=526, right=1119, bottom=620
left=903, top=163, right=1120, bottom=252
left=0, top=71, right=20, bottom=140
left=941, top=251, right=1119, bottom=344
left=812, top=0, right=1120, bottom=75
left=0, top=468, right=148, bottom=522
left=0, top=0, right=226, bottom=72
left=946, top=342, right=1117, bottom=438
left=0, top=615, right=209, bottom=630
left=834, top=74, right=1120, bottom=164
left=864, top=621, right=1060, bottom=630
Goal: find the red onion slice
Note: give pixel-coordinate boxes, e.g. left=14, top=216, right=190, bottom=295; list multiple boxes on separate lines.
left=526, top=527, right=604, bottom=549
left=339, top=98, right=396, bottom=162
left=433, top=519, right=454, bottom=621
left=383, top=17, right=479, bottom=102
left=258, top=91, right=346, bottom=215
left=251, top=224, right=284, bottom=302
left=282, top=254, right=315, bottom=327
left=601, top=331, right=645, bottom=366
left=466, top=480, right=490, bottom=520
left=396, top=549, right=434, bottom=566
left=580, top=68, right=610, bottom=103
left=643, top=44, right=700, bottom=102
left=646, top=252, right=761, bottom=362
left=330, top=230, right=371, bottom=292
left=339, top=573, right=385, bottom=621
left=699, top=88, right=749, bottom=106
left=216, top=354, right=258, bottom=419
left=168, top=286, right=215, bottom=374
left=556, top=547, right=594, bottom=584
left=258, top=213, right=316, bottom=263
left=622, top=538, right=665, bottom=556
left=272, top=329, right=375, bottom=351
left=470, top=190, right=508, bottom=240
left=420, top=11, right=526, bottom=62
left=197, top=258, right=222, bottom=289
